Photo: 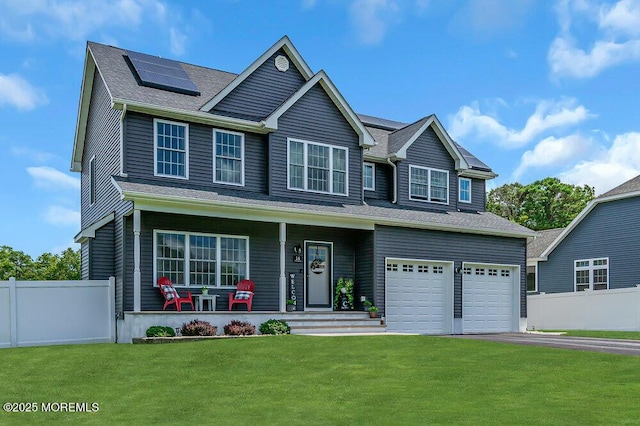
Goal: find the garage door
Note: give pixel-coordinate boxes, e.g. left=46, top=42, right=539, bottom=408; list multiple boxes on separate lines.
left=386, top=260, right=453, bottom=334
left=462, top=265, right=517, bottom=333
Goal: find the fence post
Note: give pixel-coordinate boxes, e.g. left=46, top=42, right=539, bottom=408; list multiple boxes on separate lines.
left=9, top=277, right=17, bottom=347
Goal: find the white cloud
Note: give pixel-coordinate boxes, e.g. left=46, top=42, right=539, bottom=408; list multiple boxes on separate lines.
left=549, top=0, right=640, bottom=79
left=11, top=146, right=58, bottom=163
left=448, top=98, right=592, bottom=148
left=50, top=240, right=81, bottom=255
left=559, top=132, right=640, bottom=194
left=0, top=0, right=166, bottom=42
left=27, top=166, right=80, bottom=190
left=301, top=0, right=317, bottom=9
left=0, top=73, right=48, bottom=110
left=43, top=206, right=81, bottom=228
left=349, top=0, right=400, bottom=45
left=169, top=27, right=187, bottom=56
left=513, top=134, right=591, bottom=179
left=450, top=0, right=534, bottom=37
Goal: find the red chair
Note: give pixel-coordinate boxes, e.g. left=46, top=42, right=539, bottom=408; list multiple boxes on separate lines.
left=158, top=277, right=194, bottom=312
left=228, top=279, right=255, bottom=312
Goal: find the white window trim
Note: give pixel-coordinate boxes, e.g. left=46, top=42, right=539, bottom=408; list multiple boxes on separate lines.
left=363, top=162, right=375, bottom=191
left=458, top=177, right=472, bottom=204
left=153, top=229, right=249, bottom=288
left=153, top=118, right=189, bottom=180
left=89, top=155, right=96, bottom=206
left=213, top=128, right=245, bottom=187
left=286, top=137, right=349, bottom=197
left=574, top=257, right=609, bottom=291
left=408, top=165, right=449, bottom=205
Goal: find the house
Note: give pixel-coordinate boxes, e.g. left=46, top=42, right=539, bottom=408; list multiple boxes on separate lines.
left=535, top=175, right=640, bottom=294
left=71, top=36, right=534, bottom=341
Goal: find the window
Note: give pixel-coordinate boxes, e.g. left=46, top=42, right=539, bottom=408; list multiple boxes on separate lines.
left=459, top=178, right=471, bottom=203
left=574, top=258, right=609, bottom=291
left=154, top=230, right=248, bottom=287
left=214, top=130, right=244, bottom=185
left=154, top=119, right=188, bottom=179
left=409, top=165, right=448, bottom=204
left=89, top=156, right=96, bottom=205
left=287, top=139, right=348, bottom=195
left=363, top=162, right=375, bottom=191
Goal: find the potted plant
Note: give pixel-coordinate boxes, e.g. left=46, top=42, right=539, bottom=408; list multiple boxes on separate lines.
left=286, top=299, right=296, bottom=312
left=368, top=305, right=379, bottom=318
left=201, top=286, right=209, bottom=295
left=364, top=300, right=372, bottom=312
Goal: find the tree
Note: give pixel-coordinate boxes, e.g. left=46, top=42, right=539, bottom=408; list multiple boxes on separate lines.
left=0, top=246, right=81, bottom=280
left=486, top=177, right=595, bottom=231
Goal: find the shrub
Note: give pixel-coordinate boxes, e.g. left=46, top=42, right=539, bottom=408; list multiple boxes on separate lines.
left=223, top=320, right=256, bottom=336
left=145, top=325, right=176, bottom=338
left=180, top=319, right=218, bottom=336
left=259, top=319, right=291, bottom=335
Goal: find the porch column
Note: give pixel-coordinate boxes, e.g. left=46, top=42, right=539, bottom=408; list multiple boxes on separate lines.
left=279, top=222, right=287, bottom=312
left=133, top=209, right=141, bottom=313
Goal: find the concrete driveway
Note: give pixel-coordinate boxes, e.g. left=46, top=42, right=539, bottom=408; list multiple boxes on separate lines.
left=451, top=333, right=640, bottom=356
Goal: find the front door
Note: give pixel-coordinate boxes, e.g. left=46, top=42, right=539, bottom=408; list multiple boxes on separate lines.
left=305, top=242, right=332, bottom=309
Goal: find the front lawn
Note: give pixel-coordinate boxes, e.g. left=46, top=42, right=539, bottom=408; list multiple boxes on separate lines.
left=2, top=335, right=640, bottom=425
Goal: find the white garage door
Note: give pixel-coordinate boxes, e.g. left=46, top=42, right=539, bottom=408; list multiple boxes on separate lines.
left=386, top=260, right=453, bottom=334
left=463, top=265, right=517, bottom=333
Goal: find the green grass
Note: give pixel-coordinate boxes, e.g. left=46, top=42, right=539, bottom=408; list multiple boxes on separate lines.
left=548, top=330, right=640, bottom=340
left=1, top=335, right=640, bottom=425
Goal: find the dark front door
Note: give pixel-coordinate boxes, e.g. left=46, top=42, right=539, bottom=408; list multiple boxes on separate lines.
left=305, top=242, right=332, bottom=309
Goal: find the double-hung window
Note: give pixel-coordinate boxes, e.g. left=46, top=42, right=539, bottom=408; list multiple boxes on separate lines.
left=154, top=230, right=248, bottom=287
left=459, top=177, right=471, bottom=203
left=288, top=138, right=348, bottom=196
left=409, top=165, right=449, bottom=204
left=154, top=119, right=188, bottom=179
left=363, top=162, right=375, bottom=191
left=214, top=130, right=244, bottom=185
left=574, top=258, right=608, bottom=291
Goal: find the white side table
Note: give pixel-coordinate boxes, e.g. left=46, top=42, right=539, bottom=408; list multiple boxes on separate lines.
left=194, top=294, right=218, bottom=311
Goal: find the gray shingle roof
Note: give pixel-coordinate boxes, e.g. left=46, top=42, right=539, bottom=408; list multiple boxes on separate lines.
left=89, top=42, right=238, bottom=113
left=113, top=177, right=534, bottom=238
left=527, top=228, right=564, bottom=259
left=598, top=174, right=640, bottom=198
left=388, top=116, right=432, bottom=155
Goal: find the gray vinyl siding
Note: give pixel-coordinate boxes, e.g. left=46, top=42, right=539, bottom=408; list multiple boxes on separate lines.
left=460, top=178, right=486, bottom=212
left=124, top=112, right=267, bottom=194
left=355, top=231, right=375, bottom=310
left=374, top=225, right=527, bottom=318
left=211, top=49, right=307, bottom=121
left=79, top=68, right=130, bottom=314
left=89, top=221, right=114, bottom=279
left=81, top=242, right=89, bottom=280
left=286, top=225, right=371, bottom=311
left=269, top=83, right=363, bottom=205
left=397, top=127, right=457, bottom=211
left=365, top=162, right=392, bottom=201
left=124, top=212, right=280, bottom=311
left=81, top=69, right=121, bottom=228
left=538, top=197, right=640, bottom=293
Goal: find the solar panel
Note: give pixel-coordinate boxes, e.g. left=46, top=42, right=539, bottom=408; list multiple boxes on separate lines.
left=126, top=50, right=200, bottom=96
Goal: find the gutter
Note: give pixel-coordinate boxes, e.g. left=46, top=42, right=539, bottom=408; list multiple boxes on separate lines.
left=386, top=157, right=397, bottom=204
left=119, top=103, right=127, bottom=176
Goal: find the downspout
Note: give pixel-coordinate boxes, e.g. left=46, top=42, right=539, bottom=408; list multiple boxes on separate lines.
left=119, top=104, right=127, bottom=177
left=386, top=157, right=397, bottom=204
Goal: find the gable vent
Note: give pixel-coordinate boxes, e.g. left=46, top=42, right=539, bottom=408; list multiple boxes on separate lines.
left=275, top=55, right=290, bottom=72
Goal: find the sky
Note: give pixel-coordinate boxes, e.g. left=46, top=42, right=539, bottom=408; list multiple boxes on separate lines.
left=1, top=0, right=640, bottom=257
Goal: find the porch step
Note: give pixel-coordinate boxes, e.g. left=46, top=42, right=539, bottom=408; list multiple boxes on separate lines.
left=282, top=312, right=386, bottom=335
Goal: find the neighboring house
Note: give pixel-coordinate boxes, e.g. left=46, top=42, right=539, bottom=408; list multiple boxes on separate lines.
left=71, top=36, right=533, bottom=339
left=535, top=175, right=640, bottom=293
left=526, top=228, right=564, bottom=293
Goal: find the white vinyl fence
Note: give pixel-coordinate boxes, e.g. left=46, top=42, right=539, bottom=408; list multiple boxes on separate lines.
left=528, top=285, right=640, bottom=331
left=0, top=277, right=115, bottom=348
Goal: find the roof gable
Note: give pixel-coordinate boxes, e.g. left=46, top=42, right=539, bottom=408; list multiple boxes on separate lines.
left=200, top=36, right=314, bottom=113
left=263, top=70, right=375, bottom=147
left=541, top=175, right=640, bottom=259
